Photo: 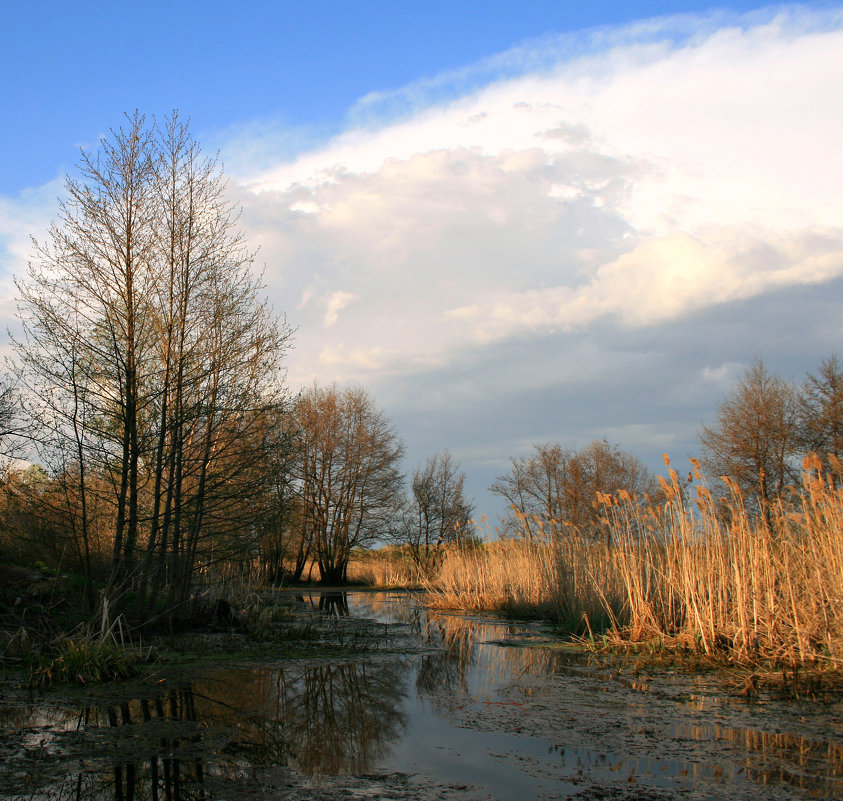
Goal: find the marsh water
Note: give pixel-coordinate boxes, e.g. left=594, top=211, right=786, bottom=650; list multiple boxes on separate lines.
left=2, top=590, right=842, bottom=800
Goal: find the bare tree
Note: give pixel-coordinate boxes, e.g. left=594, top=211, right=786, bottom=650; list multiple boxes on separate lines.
left=292, top=384, right=404, bottom=584
left=798, top=354, right=843, bottom=476
left=490, top=443, right=570, bottom=540
left=13, top=112, right=290, bottom=615
left=699, top=359, right=800, bottom=514
left=14, top=113, right=156, bottom=604
left=491, top=440, right=652, bottom=542
left=399, top=451, right=474, bottom=575
left=0, top=375, right=24, bottom=457
left=565, top=440, right=653, bottom=543
left=250, top=408, right=305, bottom=583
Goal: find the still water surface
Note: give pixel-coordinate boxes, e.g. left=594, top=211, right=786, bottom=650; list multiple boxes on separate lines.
left=1, top=590, right=841, bottom=800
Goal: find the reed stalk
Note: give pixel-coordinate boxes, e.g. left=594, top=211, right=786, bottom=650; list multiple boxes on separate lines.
left=426, top=457, right=843, bottom=668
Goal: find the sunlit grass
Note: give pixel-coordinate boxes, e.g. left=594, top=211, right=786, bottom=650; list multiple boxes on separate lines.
left=426, top=456, right=843, bottom=668
left=345, top=547, right=423, bottom=588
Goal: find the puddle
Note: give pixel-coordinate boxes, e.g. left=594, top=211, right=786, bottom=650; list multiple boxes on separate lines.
left=1, top=590, right=841, bottom=800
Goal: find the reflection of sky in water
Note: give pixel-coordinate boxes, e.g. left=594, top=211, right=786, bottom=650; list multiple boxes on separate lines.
left=2, top=591, right=842, bottom=801
left=329, top=591, right=843, bottom=799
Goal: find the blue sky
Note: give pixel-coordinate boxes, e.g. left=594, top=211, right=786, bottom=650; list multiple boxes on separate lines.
left=2, top=2, right=842, bottom=522
left=1, top=0, right=808, bottom=192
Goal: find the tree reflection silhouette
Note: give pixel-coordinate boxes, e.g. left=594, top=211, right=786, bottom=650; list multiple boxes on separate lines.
left=5, top=656, right=409, bottom=800
left=6, top=593, right=842, bottom=801
left=284, top=660, right=407, bottom=774
left=416, top=615, right=475, bottom=694
left=317, top=591, right=349, bottom=616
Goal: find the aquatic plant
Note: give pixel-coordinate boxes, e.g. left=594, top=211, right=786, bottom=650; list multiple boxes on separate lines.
left=604, top=455, right=843, bottom=668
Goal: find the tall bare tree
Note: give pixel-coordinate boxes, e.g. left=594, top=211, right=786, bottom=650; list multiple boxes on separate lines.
left=14, top=112, right=290, bottom=615
left=293, top=384, right=404, bottom=584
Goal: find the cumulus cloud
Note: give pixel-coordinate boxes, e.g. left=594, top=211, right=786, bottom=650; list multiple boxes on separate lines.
left=447, top=227, right=843, bottom=340
left=0, top=181, right=61, bottom=270
left=319, top=344, right=397, bottom=371
left=234, top=7, right=843, bottom=394
left=0, top=179, right=62, bottom=336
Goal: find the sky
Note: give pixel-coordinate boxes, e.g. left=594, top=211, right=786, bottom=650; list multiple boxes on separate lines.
left=2, top=1, right=842, bottom=526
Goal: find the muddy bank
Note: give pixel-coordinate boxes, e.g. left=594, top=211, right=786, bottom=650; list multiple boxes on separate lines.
left=1, top=590, right=841, bottom=800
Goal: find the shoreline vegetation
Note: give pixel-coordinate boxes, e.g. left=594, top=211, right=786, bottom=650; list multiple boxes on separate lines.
left=352, top=455, right=843, bottom=679
left=2, top=454, right=841, bottom=692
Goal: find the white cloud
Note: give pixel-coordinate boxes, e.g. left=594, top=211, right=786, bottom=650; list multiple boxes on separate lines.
left=322, top=290, right=357, bottom=327
left=0, top=180, right=61, bottom=269
left=0, top=179, right=62, bottom=334
left=319, top=344, right=397, bottom=371
left=297, top=285, right=314, bottom=310
left=446, top=227, right=843, bottom=339
left=233, top=7, right=843, bottom=392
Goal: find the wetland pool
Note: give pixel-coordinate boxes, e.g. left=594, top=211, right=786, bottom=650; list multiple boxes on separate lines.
left=1, top=590, right=841, bottom=800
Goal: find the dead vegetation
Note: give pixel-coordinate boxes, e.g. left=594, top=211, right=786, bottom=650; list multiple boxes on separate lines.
left=420, top=456, right=843, bottom=672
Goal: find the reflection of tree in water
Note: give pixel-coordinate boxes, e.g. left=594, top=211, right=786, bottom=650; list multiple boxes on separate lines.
left=416, top=614, right=475, bottom=695
left=12, top=593, right=843, bottom=801
left=317, top=591, right=349, bottom=616
left=415, top=611, right=561, bottom=697
left=348, top=591, right=424, bottom=626
left=672, top=724, right=843, bottom=797
left=7, top=688, right=212, bottom=801
left=99, top=688, right=215, bottom=801
left=294, top=591, right=350, bottom=616
left=277, top=659, right=408, bottom=775
left=2, top=657, right=409, bottom=801
left=188, top=658, right=409, bottom=777
left=347, top=592, right=535, bottom=696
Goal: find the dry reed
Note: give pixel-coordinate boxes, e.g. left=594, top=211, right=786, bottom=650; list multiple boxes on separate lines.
left=426, top=536, right=619, bottom=628
left=606, top=456, right=843, bottom=667
left=345, top=548, right=423, bottom=588
left=426, top=457, right=843, bottom=668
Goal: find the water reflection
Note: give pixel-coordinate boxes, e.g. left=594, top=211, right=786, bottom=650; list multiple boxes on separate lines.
left=3, top=591, right=843, bottom=801
left=348, top=591, right=574, bottom=698
left=279, top=660, right=407, bottom=774
left=2, top=654, right=408, bottom=800
left=346, top=592, right=843, bottom=799
left=297, top=590, right=350, bottom=617
left=2, top=689, right=213, bottom=801
left=662, top=721, right=843, bottom=797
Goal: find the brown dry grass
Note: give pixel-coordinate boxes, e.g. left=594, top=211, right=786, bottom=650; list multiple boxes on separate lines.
left=426, top=456, right=843, bottom=668
left=345, top=547, right=423, bottom=588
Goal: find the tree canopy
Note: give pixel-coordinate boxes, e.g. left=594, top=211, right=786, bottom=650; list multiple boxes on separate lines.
left=491, top=440, right=653, bottom=542
left=699, top=359, right=800, bottom=509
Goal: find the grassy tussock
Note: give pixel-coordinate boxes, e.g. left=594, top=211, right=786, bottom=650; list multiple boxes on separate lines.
left=427, top=458, right=843, bottom=668
left=27, top=635, right=139, bottom=688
